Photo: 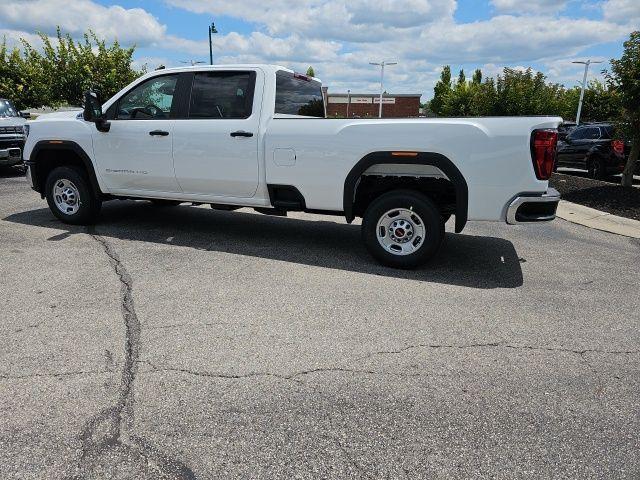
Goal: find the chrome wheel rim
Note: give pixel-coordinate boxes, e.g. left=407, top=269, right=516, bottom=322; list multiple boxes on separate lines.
left=53, top=179, right=81, bottom=215
left=376, top=208, right=426, bottom=256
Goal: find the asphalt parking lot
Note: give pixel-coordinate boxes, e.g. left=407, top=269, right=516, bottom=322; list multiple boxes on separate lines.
left=1, top=170, right=639, bottom=479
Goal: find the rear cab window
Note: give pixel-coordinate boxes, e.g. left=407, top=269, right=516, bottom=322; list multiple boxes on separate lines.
left=275, top=71, right=325, bottom=118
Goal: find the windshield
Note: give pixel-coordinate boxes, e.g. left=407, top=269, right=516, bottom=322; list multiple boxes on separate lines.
left=0, top=99, right=19, bottom=118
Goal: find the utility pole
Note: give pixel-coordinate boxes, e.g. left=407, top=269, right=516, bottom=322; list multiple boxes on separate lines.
left=346, top=89, right=351, bottom=118
left=208, top=22, right=218, bottom=65
left=571, top=59, right=603, bottom=125
left=369, top=61, right=397, bottom=118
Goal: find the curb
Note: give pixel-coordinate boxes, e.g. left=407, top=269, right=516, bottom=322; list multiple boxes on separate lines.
left=556, top=200, right=640, bottom=239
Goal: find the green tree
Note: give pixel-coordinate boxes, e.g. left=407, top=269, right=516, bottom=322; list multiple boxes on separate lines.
left=472, top=69, right=482, bottom=84
left=561, top=80, right=621, bottom=122
left=443, top=69, right=472, bottom=116
left=605, top=31, right=640, bottom=187
left=430, top=65, right=452, bottom=115
left=457, top=69, right=466, bottom=85
left=306, top=66, right=315, bottom=77
left=0, top=28, right=144, bottom=110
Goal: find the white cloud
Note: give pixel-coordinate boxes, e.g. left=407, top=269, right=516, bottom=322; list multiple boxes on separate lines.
left=0, top=0, right=166, bottom=46
left=0, top=0, right=635, bottom=99
left=543, top=57, right=608, bottom=87
left=411, top=15, right=625, bottom=63
left=602, top=0, right=640, bottom=27
left=167, top=0, right=456, bottom=41
left=490, top=0, right=569, bottom=14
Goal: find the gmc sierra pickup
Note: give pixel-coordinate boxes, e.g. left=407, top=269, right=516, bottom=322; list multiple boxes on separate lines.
left=23, top=65, right=561, bottom=268
left=0, top=99, right=27, bottom=168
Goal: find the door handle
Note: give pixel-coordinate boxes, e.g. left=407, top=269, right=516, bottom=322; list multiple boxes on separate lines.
left=230, top=131, right=253, bottom=138
left=149, top=130, right=169, bottom=136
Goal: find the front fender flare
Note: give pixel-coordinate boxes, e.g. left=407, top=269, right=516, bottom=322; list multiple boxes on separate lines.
left=27, top=140, right=102, bottom=197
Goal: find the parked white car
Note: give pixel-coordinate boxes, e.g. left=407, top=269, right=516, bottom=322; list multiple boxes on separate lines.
left=0, top=99, right=27, bottom=168
left=23, top=65, right=561, bottom=268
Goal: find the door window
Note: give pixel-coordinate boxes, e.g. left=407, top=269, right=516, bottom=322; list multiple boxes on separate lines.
left=188, top=72, right=255, bottom=119
left=584, top=127, right=601, bottom=139
left=116, top=75, right=179, bottom=120
left=568, top=128, right=587, bottom=140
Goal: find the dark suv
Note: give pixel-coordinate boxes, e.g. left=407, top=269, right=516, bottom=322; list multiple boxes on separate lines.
left=555, top=123, right=634, bottom=179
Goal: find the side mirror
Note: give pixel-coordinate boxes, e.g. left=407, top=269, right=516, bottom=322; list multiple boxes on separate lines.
left=20, top=111, right=31, bottom=119
left=83, top=91, right=110, bottom=132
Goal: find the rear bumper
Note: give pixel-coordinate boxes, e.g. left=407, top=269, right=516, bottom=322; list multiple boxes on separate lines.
left=506, top=188, right=560, bottom=225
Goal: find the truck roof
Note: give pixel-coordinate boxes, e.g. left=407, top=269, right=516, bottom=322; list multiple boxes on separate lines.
left=143, top=64, right=321, bottom=83
left=154, top=64, right=292, bottom=75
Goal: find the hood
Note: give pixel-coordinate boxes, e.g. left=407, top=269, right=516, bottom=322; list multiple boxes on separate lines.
left=0, top=116, right=26, bottom=127
left=34, top=110, right=83, bottom=122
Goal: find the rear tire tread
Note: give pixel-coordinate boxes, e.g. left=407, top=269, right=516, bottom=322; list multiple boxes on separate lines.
left=361, top=189, right=445, bottom=269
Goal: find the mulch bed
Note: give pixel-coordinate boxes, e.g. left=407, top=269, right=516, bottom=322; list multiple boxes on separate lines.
left=550, top=173, right=640, bottom=221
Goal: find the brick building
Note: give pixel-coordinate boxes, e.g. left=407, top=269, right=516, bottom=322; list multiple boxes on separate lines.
left=324, top=90, right=421, bottom=118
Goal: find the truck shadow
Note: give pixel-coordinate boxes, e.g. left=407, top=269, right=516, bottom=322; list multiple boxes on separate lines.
left=0, top=166, right=26, bottom=178
left=5, top=201, right=523, bottom=289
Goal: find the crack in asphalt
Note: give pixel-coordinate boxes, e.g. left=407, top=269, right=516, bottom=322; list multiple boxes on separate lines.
left=139, top=359, right=449, bottom=384
left=138, top=342, right=638, bottom=389
left=356, top=342, right=639, bottom=362
left=0, top=369, right=111, bottom=380
left=65, top=231, right=196, bottom=480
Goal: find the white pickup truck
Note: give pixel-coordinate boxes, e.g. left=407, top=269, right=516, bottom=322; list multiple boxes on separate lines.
left=24, top=64, right=561, bottom=268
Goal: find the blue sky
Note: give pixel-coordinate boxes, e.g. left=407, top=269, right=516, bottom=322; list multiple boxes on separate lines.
left=1, top=0, right=638, bottom=99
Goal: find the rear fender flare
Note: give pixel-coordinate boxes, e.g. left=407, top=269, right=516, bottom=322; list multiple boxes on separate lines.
left=343, top=151, right=468, bottom=233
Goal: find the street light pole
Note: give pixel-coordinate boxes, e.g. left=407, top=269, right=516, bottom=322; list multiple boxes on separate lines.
left=208, top=22, right=218, bottom=65
left=181, top=60, right=206, bottom=66
left=369, top=61, right=397, bottom=118
left=571, top=59, right=603, bottom=125
left=346, top=89, right=351, bottom=118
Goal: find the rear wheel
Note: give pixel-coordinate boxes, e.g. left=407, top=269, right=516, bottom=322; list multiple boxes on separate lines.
left=362, top=190, right=444, bottom=269
left=588, top=157, right=605, bottom=180
left=45, top=166, right=101, bottom=225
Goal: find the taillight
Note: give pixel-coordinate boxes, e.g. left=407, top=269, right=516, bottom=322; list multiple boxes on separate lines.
left=612, top=140, right=625, bottom=155
left=531, top=129, right=558, bottom=180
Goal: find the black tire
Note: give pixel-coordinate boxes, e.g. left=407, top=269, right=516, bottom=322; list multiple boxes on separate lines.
left=361, top=190, right=445, bottom=269
left=45, top=166, right=101, bottom=225
left=149, top=199, right=182, bottom=207
left=587, top=157, right=605, bottom=180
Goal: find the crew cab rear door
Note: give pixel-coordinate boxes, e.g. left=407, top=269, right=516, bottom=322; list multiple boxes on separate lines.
left=172, top=69, right=261, bottom=198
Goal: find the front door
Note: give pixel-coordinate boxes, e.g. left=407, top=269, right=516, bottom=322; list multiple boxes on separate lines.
left=92, top=73, right=182, bottom=193
left=172, top=70, right=261, bottom=198
left=576, top=126, right=601, bottom=169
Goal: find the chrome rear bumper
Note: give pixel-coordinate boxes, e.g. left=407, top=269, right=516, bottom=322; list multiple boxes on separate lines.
left=506, top=188, right=560, bottom=225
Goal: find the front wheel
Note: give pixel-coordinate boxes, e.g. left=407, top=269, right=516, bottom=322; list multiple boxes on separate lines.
left=45, top=166, right=101, bottom=225
left=361, top=190, right=444, bottom=269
